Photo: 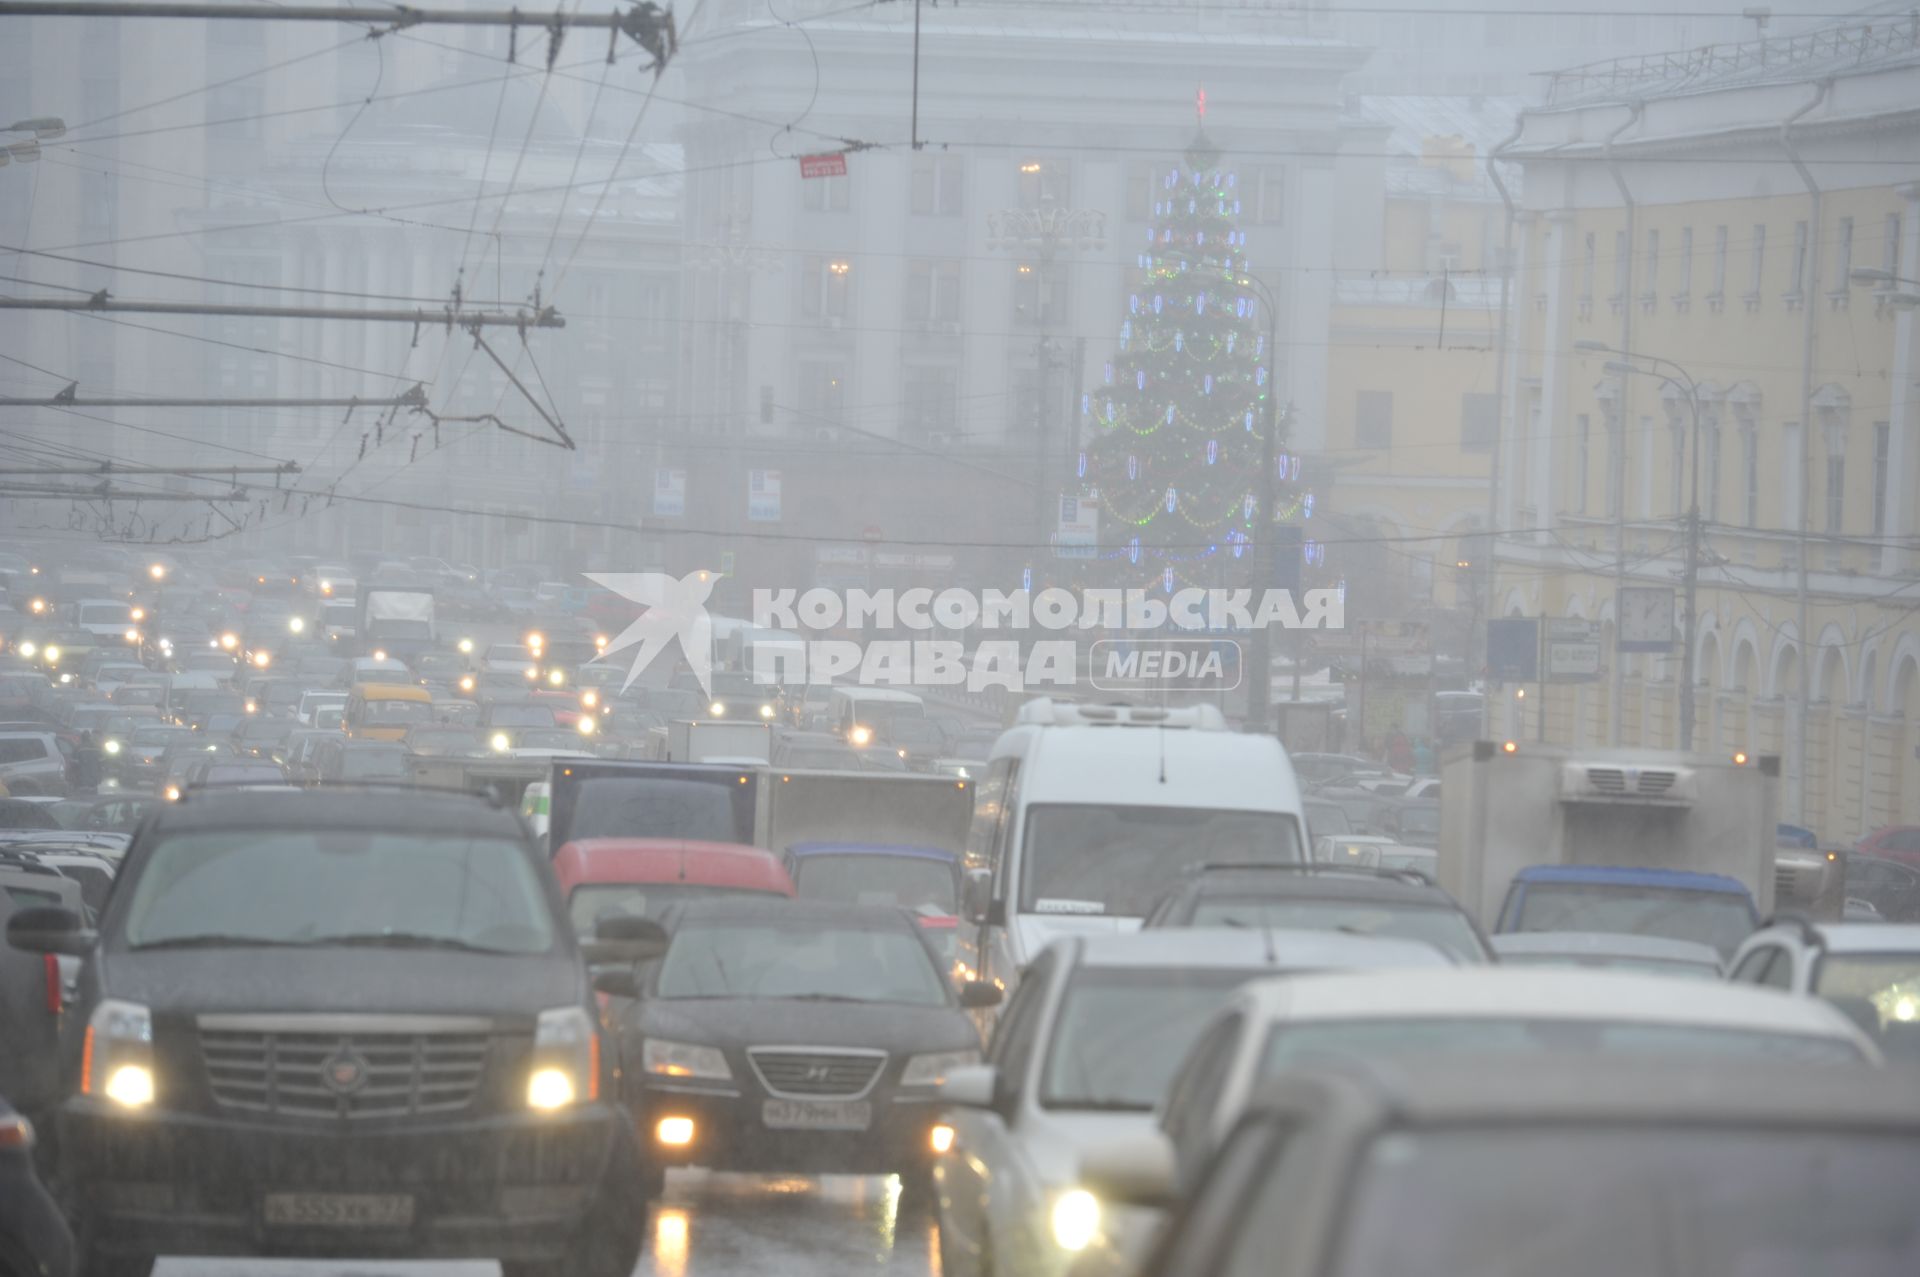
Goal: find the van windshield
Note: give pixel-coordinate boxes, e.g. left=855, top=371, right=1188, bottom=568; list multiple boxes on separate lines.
left=1020, top=804, right=1304, bottom=917
left=1508, top=882, right=1756, bottom=959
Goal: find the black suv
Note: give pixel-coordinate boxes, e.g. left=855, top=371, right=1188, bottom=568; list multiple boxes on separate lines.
left=1141, top=863, right=1493, bottom=963
left=5, top=787, right=662, bottom=1277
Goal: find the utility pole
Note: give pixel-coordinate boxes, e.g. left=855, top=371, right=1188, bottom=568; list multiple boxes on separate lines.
left=0, top=296, right=562, bottom=328
left=1238, top=271, right=1284, bottom=735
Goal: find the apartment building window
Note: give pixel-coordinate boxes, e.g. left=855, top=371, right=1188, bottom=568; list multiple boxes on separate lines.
left=1789, top=220, right=1809, bottom=301
left=1011, top=263, right=1068, bottom=327
left=1711, top=225, right=1728, bottom=301
left=1355, top=391, right=1393, bottom=450
left=1575, top=414, right=1591, bottom=514
left=797, top=361, right=847, bottom=428
left=1886, top=213, right=1903, bottom=278
left=208, top=85, right=264, bottom=140
left=1641, top=228, right=1660, bottom=303
left=1677, top=227, right=1693, bottom=302
left=1705, top=420, right=1723, bottom=522
left=1873, top=421, right=1891, bottom=535
left=911, top=154, right=963, bottom=216
left=904, top=259, right=961, bottom=325
left=1581, top=231, right=1597, bottom=304
left=802, top=172, right=850, bottom=213
left=1612, top=230, right=1630, bottom=305
left=1249, top=166, right=1285, bottom=226
left=1016, top=159, right=1070, bottom=207
left=1748, top=224, right=1766, bottom=302
left=902, top=365, right=959, bottom=443
left=1460, top=392, right=1497, bottom=452
left=801, top=256, right=852, bottom=321
left=1832, top=216, right=1853, bottom=297
left=1825, top=447, right=1845, bottom=535
left=1743, top=430, right=1759, bottom=529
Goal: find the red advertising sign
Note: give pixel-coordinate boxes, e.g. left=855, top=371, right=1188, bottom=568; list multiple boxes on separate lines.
left=798, top=152, right=848, bottom=180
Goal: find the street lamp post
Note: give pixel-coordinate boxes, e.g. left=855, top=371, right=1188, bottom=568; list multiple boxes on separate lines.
left=1575, top=339, right=1703, bottom=751
left=986, top=199, right=1106, bottom=571
left=1849, top=267, right=1920, bottom=308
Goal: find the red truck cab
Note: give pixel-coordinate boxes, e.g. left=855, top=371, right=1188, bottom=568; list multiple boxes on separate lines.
left=550, top=837, right=796, bottom=937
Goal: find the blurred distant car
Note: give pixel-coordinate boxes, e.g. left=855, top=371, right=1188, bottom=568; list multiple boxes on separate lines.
left=1490, top=931, right=1725, bottom=979
left=401, top=725, right=487, bottom=758
left=1726, top=920, right=1920, bottom=1066
left=1856, top=825, right=1920, bottom=871
left=1102, top=1057, right=1920, bottom=1277
left=1846, top=854, right=1920, bottom=923
left=1142, top=864, right=1491, bottom=963
left=0, top=732, right=68, bottom=797
left=932, top=930, right=1443, bottom=1277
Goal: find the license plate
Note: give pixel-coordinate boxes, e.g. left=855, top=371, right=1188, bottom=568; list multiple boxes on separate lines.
left=762, top=1098, right=872, bottom=1131
left=262, top=1193, right=415, bottom=1228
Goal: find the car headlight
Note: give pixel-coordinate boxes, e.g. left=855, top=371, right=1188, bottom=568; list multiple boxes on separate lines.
left=1051, top=1189, right=1101, bottom=1251
left=103, top=739, right=122, bottom=755
left=641, top=1038, right=732, bottom=1081
left=849, top=724, right=873, bottom=747
left=900, top=1048, right=980, bottom=1087
left=16, top=641, right=34, bottom=657
left=758, top=703, right=775, bottom=719
left=83, top=999, right=156, bottom=1109
left=709, top=701, right=726, bottom=716
left=527, top=1006, right=598, bottom=1112
left=491, top=732, right=511, bottom=752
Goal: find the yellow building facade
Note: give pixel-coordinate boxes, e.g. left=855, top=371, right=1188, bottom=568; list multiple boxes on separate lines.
left=1488, top=19, right=1920, bottom=840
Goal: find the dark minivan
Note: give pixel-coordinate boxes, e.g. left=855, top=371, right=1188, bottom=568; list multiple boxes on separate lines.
left=5, top=787, right=661, bottom=1277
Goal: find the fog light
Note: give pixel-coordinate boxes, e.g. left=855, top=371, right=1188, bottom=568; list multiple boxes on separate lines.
left=104, top=1065, right=155, bottom=1109
left=656, top=1116, right=696, bottom=1147
left=930, top=1123, right=955, bottom=1154
left=1051, top=1189, right=1100, bottom=1251
left=526, top=1068, right=576, bottom=1111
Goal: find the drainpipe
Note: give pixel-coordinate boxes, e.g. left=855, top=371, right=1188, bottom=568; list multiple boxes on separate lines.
left=1781, top=79, right=1829, bottom=826
left=1483, top=115, right=1525, bottom=741
left=1601, top=102, right=1643, bottom=747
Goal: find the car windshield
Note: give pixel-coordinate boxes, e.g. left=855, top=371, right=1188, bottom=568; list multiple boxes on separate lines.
left=1813, top=954, right=1920, bottom=1063
left=513, top=729, right=583, bottom=750
left=79, top=603, right=133, bottom=626
left=1325, top=1127, right=1920, bottom=1277
left=1041, top=967, right=1261, bottom=1110
left=340, top=748, right=409, bottom=780
left=122, top=828, right=553, bottom=953
left=1511, top=882, right=1756, bottom=958
left=1393, top=806, right=1439, bottom=840
left=793, top=854, right=957, bottom=914
left=409, top=730, right=481, bottom=753
left=654, top=921, right=948, bottom=1006
left=566, top=883, right=768, bottom=934
left=362, top=699, right=433, bottom=726
left=1021, top=804, right=1303, bottom=917
left=1187, top=897, right=1486, bottom=962
left=1259, top=1019, right=1866, bottom=1075
left=489, top=705, right=557, bottom=727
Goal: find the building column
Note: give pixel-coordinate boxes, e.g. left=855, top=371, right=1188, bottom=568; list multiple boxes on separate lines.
left=1880, top=184, right=1920, bottom=575
left=1532, top=212, right=1574, bottom=539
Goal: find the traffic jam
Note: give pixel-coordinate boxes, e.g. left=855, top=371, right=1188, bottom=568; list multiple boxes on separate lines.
left=0, top=544, right=1914, bottom=1277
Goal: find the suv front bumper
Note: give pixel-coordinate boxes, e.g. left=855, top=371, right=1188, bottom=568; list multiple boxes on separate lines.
left=60, top=1097, right=636, bottom=1261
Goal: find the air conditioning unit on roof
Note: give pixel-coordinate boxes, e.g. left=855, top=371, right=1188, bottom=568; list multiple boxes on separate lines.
left=1014, top=698, right=1227, bottom=730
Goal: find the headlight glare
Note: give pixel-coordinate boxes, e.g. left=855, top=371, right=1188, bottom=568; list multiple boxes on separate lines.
left=527, top=1006, right=597, bottom=1111
left=1051, top=1189, right=1101, bottom=1251
left=641, top=1038, right=732, bottom=1081
left=84, top=999, right=155, bottom=1108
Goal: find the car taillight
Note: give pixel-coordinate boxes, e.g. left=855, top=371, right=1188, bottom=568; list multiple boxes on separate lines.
left=43, top=954, right=61, bottom=1014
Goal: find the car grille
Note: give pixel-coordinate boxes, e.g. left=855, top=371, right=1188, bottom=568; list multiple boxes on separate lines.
left=200, top=1027, right=491, bottom=1120
left=748, top=1048, right=886, bottom=1099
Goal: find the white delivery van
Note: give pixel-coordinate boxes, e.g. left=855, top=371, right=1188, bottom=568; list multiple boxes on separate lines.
left=828, top=687, right=926, bottom=746
left=960, top=699, right=1306, bottom=998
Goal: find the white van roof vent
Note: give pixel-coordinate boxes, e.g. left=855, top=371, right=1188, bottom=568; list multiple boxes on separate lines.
left=1558, top=759, right=1697, bottom=805
left=1014, top=698, right=1228, bottom=731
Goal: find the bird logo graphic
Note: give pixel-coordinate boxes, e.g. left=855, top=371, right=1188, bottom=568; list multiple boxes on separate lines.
left=584, top=570, right=718, bottom=696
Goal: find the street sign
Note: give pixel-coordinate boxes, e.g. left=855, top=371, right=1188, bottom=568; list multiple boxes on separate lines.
left=798, top=152, right=848, bottom=179
left=1054, top=494, right=1098, bottom=559
left=1487, top=617, right=1540, bottom=682
left=747, top=469, right=782, bottom=522
left=1546, top=617, right=1601, bottom=682
left=652, top=468, right=685, bottom=518
left=719, top=550, right=736, bottom=577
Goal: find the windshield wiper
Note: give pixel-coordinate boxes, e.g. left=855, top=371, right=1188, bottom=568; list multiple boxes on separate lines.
left=779, top=993, right=879, bottom=1004
left=308, top=932, right=508, bottom=954
left=132, top=934, right=317, bottom=951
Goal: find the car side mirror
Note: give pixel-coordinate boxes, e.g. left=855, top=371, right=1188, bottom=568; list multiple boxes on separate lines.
left=963, top=869, right=993, bottom=925
left=939, top=1063, right=998, bottom=1109
left=591, top=965, right=640, bottom=999
left=6, top=906, right=95, bottom=957
left=1076, top=1128, right=1178, bottom=1209
left=959, top=980, right=1003, bottom=1010
left=581, top=914, right=668, bottom=965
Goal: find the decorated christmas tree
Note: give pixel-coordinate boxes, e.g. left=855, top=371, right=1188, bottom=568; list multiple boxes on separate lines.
left=1078, top=124, right=1306, bottom=595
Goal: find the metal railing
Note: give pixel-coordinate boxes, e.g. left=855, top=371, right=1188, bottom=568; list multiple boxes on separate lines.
left=1546, top=14, right=1920, bottom=106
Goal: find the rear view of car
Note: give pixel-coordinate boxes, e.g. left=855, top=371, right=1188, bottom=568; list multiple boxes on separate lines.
left=5, top=787, right=656, bottom=1277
